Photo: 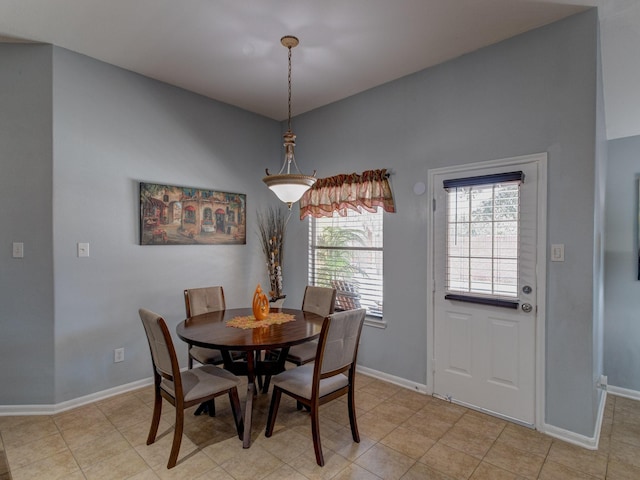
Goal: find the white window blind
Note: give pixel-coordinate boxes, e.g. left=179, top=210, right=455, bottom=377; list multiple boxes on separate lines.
left=445, top=177, right=520, bottom=301
left=308, top=208, right=383, bottom=317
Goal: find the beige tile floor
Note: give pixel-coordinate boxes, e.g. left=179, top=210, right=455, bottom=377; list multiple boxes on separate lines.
left=0, top=374, right=639, bottom=479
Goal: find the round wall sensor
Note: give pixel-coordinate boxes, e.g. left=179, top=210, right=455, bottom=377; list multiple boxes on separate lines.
left=413, top=182, right=426, bottom=195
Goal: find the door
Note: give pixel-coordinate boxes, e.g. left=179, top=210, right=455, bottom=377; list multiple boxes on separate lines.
left=431, top=155, right=545, bottom=426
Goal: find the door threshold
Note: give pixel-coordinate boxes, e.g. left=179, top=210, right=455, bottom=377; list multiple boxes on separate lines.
left=433, top=393, right=535, bottom=429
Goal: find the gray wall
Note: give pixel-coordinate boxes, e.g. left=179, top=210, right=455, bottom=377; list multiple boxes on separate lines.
left=0, top=45, right=280, bottom=404
left=286, top=10, right=602, bottom=437
left=0, top=44, right=55, bottom=404
left=0, top=10, right=605, bottom=439
left=604, top=135, right=640, bottom=391
left=50, top=48, right=282, bottom=402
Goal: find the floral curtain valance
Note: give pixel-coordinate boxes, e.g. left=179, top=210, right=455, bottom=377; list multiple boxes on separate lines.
left=299, top=169, right=395, bottom=219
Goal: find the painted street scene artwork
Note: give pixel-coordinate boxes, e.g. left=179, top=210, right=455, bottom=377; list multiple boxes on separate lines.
left=140, top=182, right=246, bottom=245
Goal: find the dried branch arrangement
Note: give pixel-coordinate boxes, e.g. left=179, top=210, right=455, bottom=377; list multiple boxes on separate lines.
left=257, top=207, right=288, bottom=301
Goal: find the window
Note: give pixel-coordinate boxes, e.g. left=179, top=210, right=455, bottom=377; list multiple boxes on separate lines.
left=444, top=172, right=521, bottom=305
left=308, top=208, right=383, bottom=319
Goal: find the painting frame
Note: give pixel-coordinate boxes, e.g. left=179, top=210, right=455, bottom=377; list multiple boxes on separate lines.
left=139, top=182, right=246, bottom=245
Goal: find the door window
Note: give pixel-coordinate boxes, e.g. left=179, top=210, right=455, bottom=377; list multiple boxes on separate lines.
left=444, top=172, right=522, bottom=302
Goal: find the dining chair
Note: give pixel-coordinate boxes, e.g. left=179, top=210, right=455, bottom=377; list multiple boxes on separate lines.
left=261, top=285, right=337, bottom=394
left=184, top=286, right=226, bottom=369
left=286, top=285, right=337, bottom=366
left=139, top=308, right=244, bottom=469
left=185, top=286, right=250, bottom=415
left=186, top=286, right=263, bottom=399
left=264, top=308, right=366, bottom=466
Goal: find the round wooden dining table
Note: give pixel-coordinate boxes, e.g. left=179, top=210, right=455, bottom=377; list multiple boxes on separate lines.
left=176, top=307, right=325, bottom=448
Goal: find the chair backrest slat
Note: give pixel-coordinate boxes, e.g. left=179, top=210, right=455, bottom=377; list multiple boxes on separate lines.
left=317, top=308, right=366, bottom=375
left=184, top=286, right=225, bottom=317
left=302, top=286, right=337, bottom=317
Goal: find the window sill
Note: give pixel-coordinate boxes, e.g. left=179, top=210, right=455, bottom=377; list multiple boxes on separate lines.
left=364, top=317, right=387, bottom=329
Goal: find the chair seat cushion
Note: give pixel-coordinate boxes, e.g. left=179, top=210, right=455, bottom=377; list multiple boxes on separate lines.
left=271, top=364, right=348, bottom=400
left=286, top=342, right=317, bottom=364
left=162, top=365, right=240, bottom=402
left=190, top=346, right=223, bottom=365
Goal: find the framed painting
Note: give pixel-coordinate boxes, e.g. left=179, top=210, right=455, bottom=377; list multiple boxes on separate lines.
left=139, top=182, right=246, bottom=245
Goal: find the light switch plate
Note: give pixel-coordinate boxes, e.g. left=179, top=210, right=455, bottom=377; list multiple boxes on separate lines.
left=551, top=244, right=564, bottom=262
left=12, top=242, right=24, bottom=258
left=77, top=242, right=90, bottom=257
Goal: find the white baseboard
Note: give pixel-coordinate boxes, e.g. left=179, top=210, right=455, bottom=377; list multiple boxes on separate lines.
left=540, top=388, right=607, bottom=450
left=0, top=367, right=418, bottom=416
left=608, top=384, right=640, bottom=401
left=356, top=365, right=429, bottom=394
left=0, top=377, right=153, bottom=416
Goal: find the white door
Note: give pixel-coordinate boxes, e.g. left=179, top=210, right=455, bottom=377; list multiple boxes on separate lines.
left=431, top=155, right=545, bottom=426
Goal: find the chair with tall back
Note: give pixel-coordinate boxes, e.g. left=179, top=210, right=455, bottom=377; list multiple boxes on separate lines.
left=286, top=285, right=337, bottom=366
left=264, top=308, right=366, bottom=466
left=261, top=285, right=337, bottom=394
left=185, top=286, right=248, bottom=415
left=184, top=286, right=226, bottom=369
left=139, top=308, right=243, bottom=469
left=185, top=286, right=261, bottom=400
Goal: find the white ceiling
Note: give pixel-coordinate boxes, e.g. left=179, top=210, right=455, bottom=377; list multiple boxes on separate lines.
left=0, top=0, right=638, bottom=139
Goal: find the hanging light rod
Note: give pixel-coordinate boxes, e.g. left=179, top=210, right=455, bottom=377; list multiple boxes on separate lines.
left=263, top=35, right=317, bottom=209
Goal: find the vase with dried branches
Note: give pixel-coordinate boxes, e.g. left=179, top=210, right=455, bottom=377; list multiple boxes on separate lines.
left=257, top=207, right=288, bottom=303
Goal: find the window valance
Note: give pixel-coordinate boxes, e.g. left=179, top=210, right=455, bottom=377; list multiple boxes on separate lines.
left=299, top=169, right=395, bottom=219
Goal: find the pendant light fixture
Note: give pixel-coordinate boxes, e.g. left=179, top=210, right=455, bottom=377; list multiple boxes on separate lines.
left=263, top=35, right=316, bottom=208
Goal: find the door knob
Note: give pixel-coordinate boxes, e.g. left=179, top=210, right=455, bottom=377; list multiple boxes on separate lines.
left=521, top=303, right=533, bottom=313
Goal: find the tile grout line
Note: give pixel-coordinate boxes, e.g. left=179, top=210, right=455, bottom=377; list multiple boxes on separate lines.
left=53, top=411, right=88, bottom=479
left=463, top=415, right=505, bottom=480
left=0, top=431, right=11, bottom=480
left=603, top=395, right=615, bottom=480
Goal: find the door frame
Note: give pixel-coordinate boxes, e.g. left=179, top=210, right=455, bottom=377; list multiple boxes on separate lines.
left=426, top=152, right=547, bottom=430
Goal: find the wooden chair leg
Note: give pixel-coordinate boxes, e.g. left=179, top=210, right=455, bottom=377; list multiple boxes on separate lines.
left=147, top=387, right=162, bottom=445
left=167, top=405, right=184, bottom=469
left=262, top=375, right=271, bottom=393
left=207, top=399, right=216, bottom=417
left=265, top=388, right=282, bottom=437
left=228, top=389, right=244, bottom=440
left=347, top=386, right=360, bottom=442
left=194, top=400, right=215, bottom=416
left=310, top=402, right=324, bottom=466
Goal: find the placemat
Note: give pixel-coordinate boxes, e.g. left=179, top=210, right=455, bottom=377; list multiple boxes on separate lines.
left=226, top=312, right=295, bottom=329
